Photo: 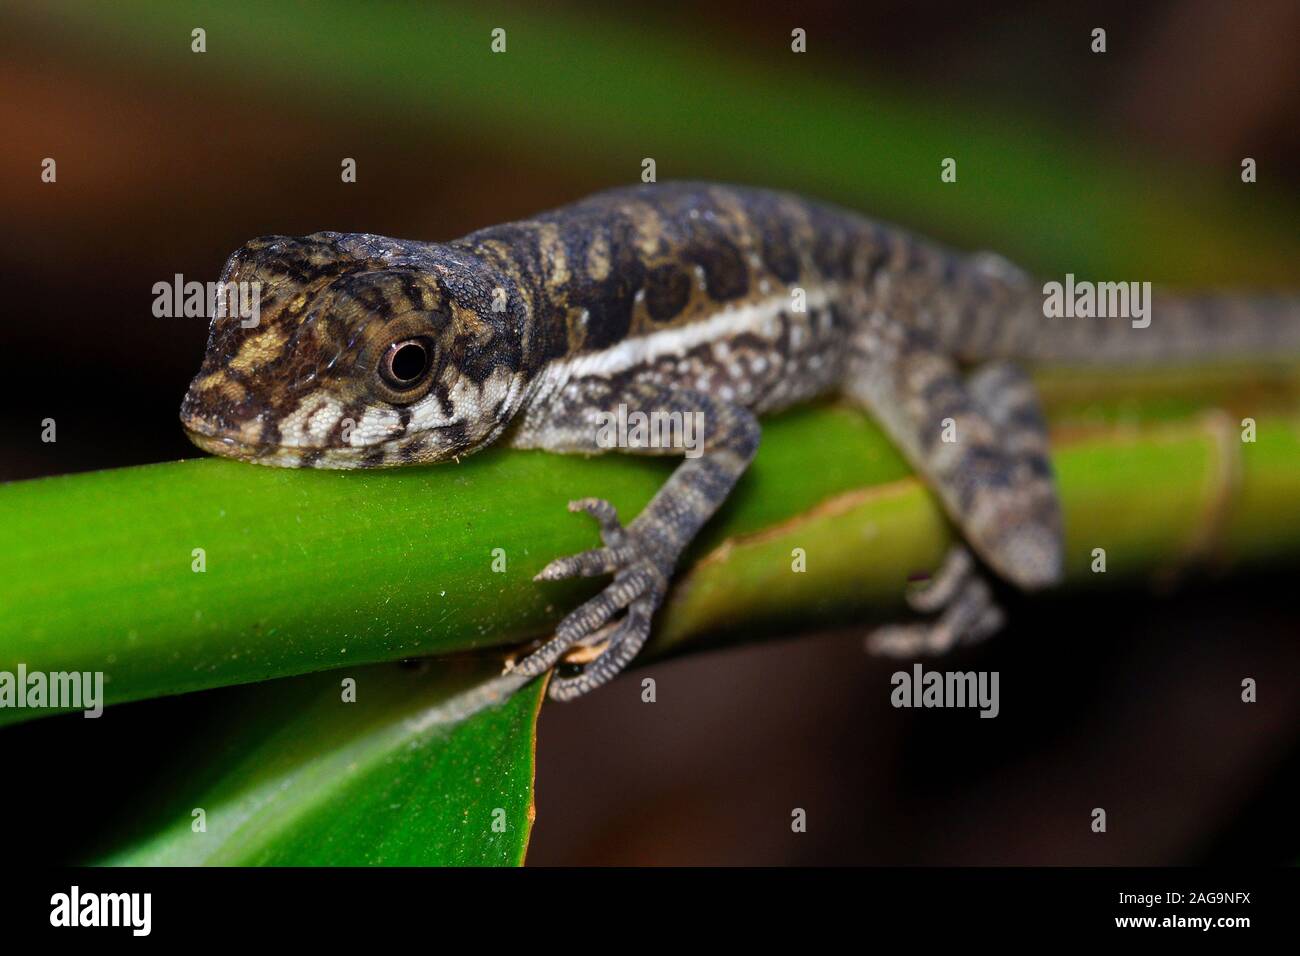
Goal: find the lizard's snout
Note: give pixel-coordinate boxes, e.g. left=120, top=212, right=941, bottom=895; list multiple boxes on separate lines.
left=179, top=375, right=273, bottom=458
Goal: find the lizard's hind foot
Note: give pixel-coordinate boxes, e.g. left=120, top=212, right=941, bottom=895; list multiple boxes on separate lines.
left=866, top=546, right=1006, bottom=656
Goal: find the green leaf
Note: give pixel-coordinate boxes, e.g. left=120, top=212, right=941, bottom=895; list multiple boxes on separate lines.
left=95, top=663, right=546, bottom=866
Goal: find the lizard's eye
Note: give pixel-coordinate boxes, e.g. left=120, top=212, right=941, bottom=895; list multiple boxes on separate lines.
left=379, top=338, right=433, bottom=391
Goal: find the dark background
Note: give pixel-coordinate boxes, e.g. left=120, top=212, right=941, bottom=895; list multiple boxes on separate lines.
left=2, top=0, right=1298, bottom=864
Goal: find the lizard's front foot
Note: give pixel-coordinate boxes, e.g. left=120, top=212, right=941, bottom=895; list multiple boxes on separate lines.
left=516, top=498, right=670, bottom=700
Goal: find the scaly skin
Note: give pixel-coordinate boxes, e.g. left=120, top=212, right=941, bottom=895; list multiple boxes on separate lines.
left=181, top=182, right=1300, bottom=699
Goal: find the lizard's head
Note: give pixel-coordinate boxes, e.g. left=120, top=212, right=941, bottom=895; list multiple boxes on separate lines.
left=180, top=233, right=527, bottom=468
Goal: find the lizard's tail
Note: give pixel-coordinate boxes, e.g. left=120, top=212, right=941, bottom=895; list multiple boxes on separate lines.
left=1018, top=290, right=1300, bottom=366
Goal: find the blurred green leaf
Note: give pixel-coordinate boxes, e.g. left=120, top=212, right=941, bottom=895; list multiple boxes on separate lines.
left=22, top=0, right=1300, bottom=282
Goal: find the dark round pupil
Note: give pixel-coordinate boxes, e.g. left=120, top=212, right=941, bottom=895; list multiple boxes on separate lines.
left=388, top=342, right=428, bottom=383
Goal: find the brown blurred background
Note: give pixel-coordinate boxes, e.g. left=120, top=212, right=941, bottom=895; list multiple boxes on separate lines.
left=2, top=0, right=1298, bottom=864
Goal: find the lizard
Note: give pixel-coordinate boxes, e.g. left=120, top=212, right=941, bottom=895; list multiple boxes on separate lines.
left=180, top=182, right=1300, bottom=701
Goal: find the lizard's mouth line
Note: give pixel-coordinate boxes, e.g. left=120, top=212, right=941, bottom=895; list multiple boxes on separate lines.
left=182, top=421, right=442, bottom=469
left=182, top=425, right=365, bottom=466
left=183, top=426, right=280, bottom=462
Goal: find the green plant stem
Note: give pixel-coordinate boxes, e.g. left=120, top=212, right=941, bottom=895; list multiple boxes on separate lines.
left=2, top=365, right=1298, bottom=724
